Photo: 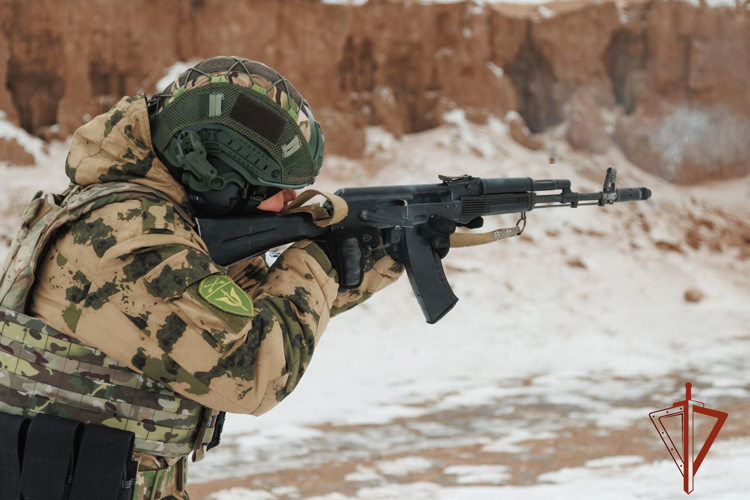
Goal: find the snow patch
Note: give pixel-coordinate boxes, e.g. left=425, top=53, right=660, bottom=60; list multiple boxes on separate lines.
left=271, top=486, right=300, bottom=497
left=434, top=48, right=455, bottom=60
left=206, top=489, right=277, bottom=500
left=579, top=406, right=657, bottom=429
left=0, top=111, right=47, bottom=163
left=483, top=430, right=558, bottom=453
left=365, top=127, right=397, bottom=155
left=376, top=456, right=434, bottom=476
left=419, top=0, right=556, bottom=4
left=616, top=1, right=632, bottom=23
left=486, top=61, right=504, bottom=79
left=703, top=0, right=738, bottom=7
left=345, top=466, right=385, bottom=482
left=584, top=455, right=644, bottom=468
left=504, top=110, right=522, bottom=123
left=442, top=108, right=467, bottom=126
left=443, top=464, right=510, bottom=484
left=491, top=0, right=556, bottom=4
left=536, top=5, right=556, bottom=17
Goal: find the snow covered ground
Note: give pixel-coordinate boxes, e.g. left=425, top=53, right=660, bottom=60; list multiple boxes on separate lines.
left=0, top=113, right=748, bottom=498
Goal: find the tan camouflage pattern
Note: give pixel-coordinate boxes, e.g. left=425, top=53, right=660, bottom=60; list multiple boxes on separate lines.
left=0, top=182, right=193, bottom=315
left=65, top=95, right=189, bottom=201
left=159, top=58, right=313, bottom=143
left=22, top=94, right=403, bottom=415
left=1, top=92, right=403, bottom=495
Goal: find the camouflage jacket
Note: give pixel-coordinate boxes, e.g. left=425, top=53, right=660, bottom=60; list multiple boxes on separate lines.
left=24, top=95, right=404, bottom=416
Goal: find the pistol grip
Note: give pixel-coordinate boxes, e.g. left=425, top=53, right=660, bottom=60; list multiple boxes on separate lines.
left=402, top=226, right=458, bottom=324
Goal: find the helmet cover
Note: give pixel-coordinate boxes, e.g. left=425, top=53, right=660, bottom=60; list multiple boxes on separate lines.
left=149, top=56, right=324, bottom=213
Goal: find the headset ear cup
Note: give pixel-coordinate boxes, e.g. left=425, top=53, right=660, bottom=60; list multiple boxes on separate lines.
left=168, top=130, right=222, bottom=193
left=313, top=121, right=325, bottom=174
left=302, top=103, right=325, bottom=174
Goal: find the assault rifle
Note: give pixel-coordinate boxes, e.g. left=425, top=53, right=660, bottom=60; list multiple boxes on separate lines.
left=196, top=168, right=651, bottom=323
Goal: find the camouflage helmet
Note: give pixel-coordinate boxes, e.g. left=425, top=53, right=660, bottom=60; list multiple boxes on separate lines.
left=148, top=56, right=325, bottom=215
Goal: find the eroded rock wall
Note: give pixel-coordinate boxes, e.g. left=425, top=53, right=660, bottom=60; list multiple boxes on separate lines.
left=0, top=0, right=748, bottom=182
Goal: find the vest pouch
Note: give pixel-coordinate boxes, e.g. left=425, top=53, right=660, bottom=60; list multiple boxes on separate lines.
left=68, top=423, right=136, bottom=500
left=20, top=413, right=84, bottom=500
left=8, top=412, right=137, bottom=500
left=0, top=412, right=30, bottom=500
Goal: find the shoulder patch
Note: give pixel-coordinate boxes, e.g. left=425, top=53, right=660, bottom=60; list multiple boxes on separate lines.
left=198, top=276, right=254, bottom=317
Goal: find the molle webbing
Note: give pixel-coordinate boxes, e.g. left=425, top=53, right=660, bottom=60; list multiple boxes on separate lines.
left=150, top=83, right=316, bottom=187
left=0, top=308, right=215, bottom=458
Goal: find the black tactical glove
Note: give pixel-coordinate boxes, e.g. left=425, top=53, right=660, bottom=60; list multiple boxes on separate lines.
left=316, top=228, right=380, bottom=290
left=418, top=215, right=457, bottom=259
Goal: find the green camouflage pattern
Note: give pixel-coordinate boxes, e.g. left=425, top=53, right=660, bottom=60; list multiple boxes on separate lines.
left=0, top=307, right=205, bottom=457
left=0, top=92, right=403, bottom=496
left=134, top=456, right=189, bottom=500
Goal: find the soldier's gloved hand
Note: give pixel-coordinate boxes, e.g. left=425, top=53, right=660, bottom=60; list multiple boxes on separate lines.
left=316, top=229, right=379, bottom=290
left=419, top=215, right=457, bottom=259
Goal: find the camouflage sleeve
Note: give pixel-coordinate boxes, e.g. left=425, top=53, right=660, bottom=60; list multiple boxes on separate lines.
left=228, top=247, right=405, bottom=319
left=228, top=255, right=269, bottom=293
left=330, top=247, right=404, bottom=318
left=125, top=240, right=339, bottom=415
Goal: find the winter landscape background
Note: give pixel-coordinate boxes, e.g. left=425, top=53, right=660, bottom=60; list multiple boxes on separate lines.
left=1, top=0, right=749, bottom=498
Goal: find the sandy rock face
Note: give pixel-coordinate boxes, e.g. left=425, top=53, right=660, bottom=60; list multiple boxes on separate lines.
left=0, top=0, right=748, bottom=180
left=615, top=104, right=750, bottom=184
left=0, top=137, right=34, bottom=166
left=315, top=107, right=366, bottom=159
left=565, top=85, right=614, bottom=155
left=506, top=112, right=544, bottom=151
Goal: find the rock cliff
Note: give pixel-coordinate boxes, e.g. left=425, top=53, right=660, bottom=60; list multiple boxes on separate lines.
left=1, top=0, right=748, bottom=183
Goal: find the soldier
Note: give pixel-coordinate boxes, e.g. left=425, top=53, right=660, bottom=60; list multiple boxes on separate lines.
left=0, top=56, right=454, bottom=499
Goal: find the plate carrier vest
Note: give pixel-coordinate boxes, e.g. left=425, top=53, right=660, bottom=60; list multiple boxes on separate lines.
left=0, top=183, right=221, bottom=460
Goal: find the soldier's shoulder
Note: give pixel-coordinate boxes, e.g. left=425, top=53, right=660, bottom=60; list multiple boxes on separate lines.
left=58, top=197, right=198, bottom=256
left=114, top=197, right=196, bottom=238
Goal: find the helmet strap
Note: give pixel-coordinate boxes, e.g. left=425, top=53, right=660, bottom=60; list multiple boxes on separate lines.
left=236, top=185, right=268, bottom=213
